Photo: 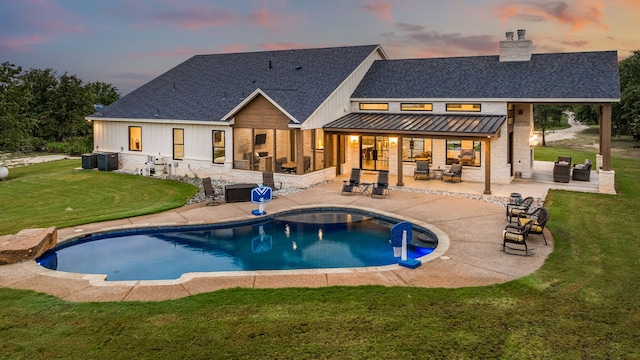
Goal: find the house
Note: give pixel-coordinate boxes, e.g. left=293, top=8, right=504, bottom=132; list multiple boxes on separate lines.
left=87, top=30, right=620, bottom=194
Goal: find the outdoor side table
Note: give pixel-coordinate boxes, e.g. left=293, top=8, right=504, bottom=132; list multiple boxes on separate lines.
left=432, top=168, right=444, bottom=180
left=359, top=182, right=373, bottom=195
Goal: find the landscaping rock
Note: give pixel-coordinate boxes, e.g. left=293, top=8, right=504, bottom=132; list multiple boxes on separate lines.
left=0, top=227, right=57, bottom=265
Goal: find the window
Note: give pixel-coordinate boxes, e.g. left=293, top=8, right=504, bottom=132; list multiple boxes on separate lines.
left=401, top=103, right=433, bottom=111
left=402, top=138, right=432, bottom=162
left=446, top=103, right=481, bottom=112
left=212, top=130, right=225, bottom=164
left=359, top=103, right=389, bottom=111
left=173, top=128, right=184, bottom=160
left=446, top=140, right=481, bottom=166
left=129, top=126, right=142, bottom=151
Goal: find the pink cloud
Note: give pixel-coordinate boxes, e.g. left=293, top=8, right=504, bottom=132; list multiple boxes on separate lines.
left=147, top=5, right=239, bottom=30
left=383, top=24, right=498, bottom=58
left=0, top=0, right=86, bottom=52
left=0, top=35, right=46, bottom=52
left=496, top=0, right=608, bottom=31
left=360, top=1, right=394, bottom=22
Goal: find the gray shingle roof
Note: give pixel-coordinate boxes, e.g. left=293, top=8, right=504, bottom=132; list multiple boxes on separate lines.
left=99, top=45, right=381, bottom=122
left=352, top=51, right=621, bottom=101
left=324, top=112, right=506, bottom=137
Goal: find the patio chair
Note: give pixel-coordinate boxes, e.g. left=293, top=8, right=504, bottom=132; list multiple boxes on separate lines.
left=503, top=219, right=534, bottom=256
left=275, top=157, right=287, bottom=173
left=372, top=170, right=390, bottom=198
left=506, top=196, right=534, bottom=223
left=202, top=177, right=221, bottom=206
left=517, top=207, right=549, bottom=245
left=342, top=168, right=361, bottom=195
left=262, top=171, right=282, bottom=198
left=414, top=160, right=430, bottom=180
left=442, top=164, right=462, bottom=183
left=572, top=159, right=592, bottom=181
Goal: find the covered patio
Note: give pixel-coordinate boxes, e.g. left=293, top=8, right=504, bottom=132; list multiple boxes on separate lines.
left=337, top=160, right=599, bottom=201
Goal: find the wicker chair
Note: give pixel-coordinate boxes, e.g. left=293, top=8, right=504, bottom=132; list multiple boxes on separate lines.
left=553, top=156, right=572, bottom=183
left=503, top=220, right=534, bottom=256
left=517, top=207, right=549, bottom=245
left=506, top=196, right=534, bottom=223
left=572, top=159, right=592, bottom=181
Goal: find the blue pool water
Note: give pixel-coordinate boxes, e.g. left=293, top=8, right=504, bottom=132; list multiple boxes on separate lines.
left=37, top=208, right=437, bottom=281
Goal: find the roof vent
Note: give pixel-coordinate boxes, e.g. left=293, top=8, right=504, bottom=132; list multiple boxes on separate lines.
left=296, top=66, right=302, bottom=70
left=268, top=60, right=272, bottom=70
left=499, top=29, right=532, bottom=62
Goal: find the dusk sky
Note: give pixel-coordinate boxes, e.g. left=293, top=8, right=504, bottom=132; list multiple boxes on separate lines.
left=1, top=0, right=638, bottom=95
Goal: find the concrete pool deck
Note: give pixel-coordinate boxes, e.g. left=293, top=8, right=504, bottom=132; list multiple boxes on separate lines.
left=0, top=174, right=566, bottom=302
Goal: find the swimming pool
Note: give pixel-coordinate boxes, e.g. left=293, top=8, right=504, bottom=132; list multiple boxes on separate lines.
left=37, top=208, right=438, bottom=281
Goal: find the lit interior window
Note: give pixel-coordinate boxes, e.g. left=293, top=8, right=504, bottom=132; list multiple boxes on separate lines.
left=446, top=103, right=481, bottom=112
left=129, top=126, right=142, bottom=151
left=173, top=128, right=184, bottom=160
left=401, top=103, right=433, bottom=111
left=359, top=103, right=389, bottom=111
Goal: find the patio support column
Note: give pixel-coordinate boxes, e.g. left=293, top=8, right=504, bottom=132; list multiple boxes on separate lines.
left=600, top=104, right=612, bottom=171
left=484, top=137, right=492, bottom=195
left=295, top=129, right=304, bottom=174
left=324, top=132, right=333, bottom=173
left=396, top=135, right=404, bottom=186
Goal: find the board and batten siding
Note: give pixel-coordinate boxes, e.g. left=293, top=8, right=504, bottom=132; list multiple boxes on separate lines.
left=233, top=95, right=291, bottom=129
left=93, top=120, right=230, bottom=162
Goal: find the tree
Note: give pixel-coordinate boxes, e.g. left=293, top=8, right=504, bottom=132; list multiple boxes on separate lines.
left=0, top=62, right=36, bottom=151
left=533, top=105, right=566, bottom=146
left=613, top=50, right=640, bottom=137
left=0, top=63, right=120, bottom=153
left=86, top=81, right=120, bottom=106
left=573, top=105, right=600, bottom=125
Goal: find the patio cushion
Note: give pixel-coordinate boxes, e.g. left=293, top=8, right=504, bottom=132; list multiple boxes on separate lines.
left=503, top=230, right=525, bottom=242
left=519, top=218, right=543, bottom=233
left=508, top=207, right=527, bottom=216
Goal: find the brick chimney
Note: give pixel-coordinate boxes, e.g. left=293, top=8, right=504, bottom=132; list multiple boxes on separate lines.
left=499, top=29, right=532, bottom=62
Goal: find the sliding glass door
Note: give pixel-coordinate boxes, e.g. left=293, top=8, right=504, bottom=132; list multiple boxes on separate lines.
left=361, top=136, right=389, bottom=171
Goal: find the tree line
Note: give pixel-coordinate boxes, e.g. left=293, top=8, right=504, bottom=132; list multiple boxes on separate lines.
left=0, top=62, right=119, bottom=154
left=534, top=50, right=640, bottom=143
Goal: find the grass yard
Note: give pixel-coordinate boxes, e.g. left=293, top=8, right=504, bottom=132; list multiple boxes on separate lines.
left=0, top=159, right=197, bottom=235
left=1, top=146, right=640, bottom=359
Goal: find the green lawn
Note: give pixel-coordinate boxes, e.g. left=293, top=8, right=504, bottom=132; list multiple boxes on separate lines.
left=0, top=159, right=197, bottom=235
left=1, top=150, right=640, bottom=359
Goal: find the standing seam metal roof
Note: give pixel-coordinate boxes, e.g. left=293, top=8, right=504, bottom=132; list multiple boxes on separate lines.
left=324, top=112, right=506, bottom=137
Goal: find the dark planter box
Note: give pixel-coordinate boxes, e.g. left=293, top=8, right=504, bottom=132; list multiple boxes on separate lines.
left=225, top=183, right=258, bottom=203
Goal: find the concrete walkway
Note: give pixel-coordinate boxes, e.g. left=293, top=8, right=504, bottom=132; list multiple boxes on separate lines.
left=0, top=179, right=558, bottom=302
